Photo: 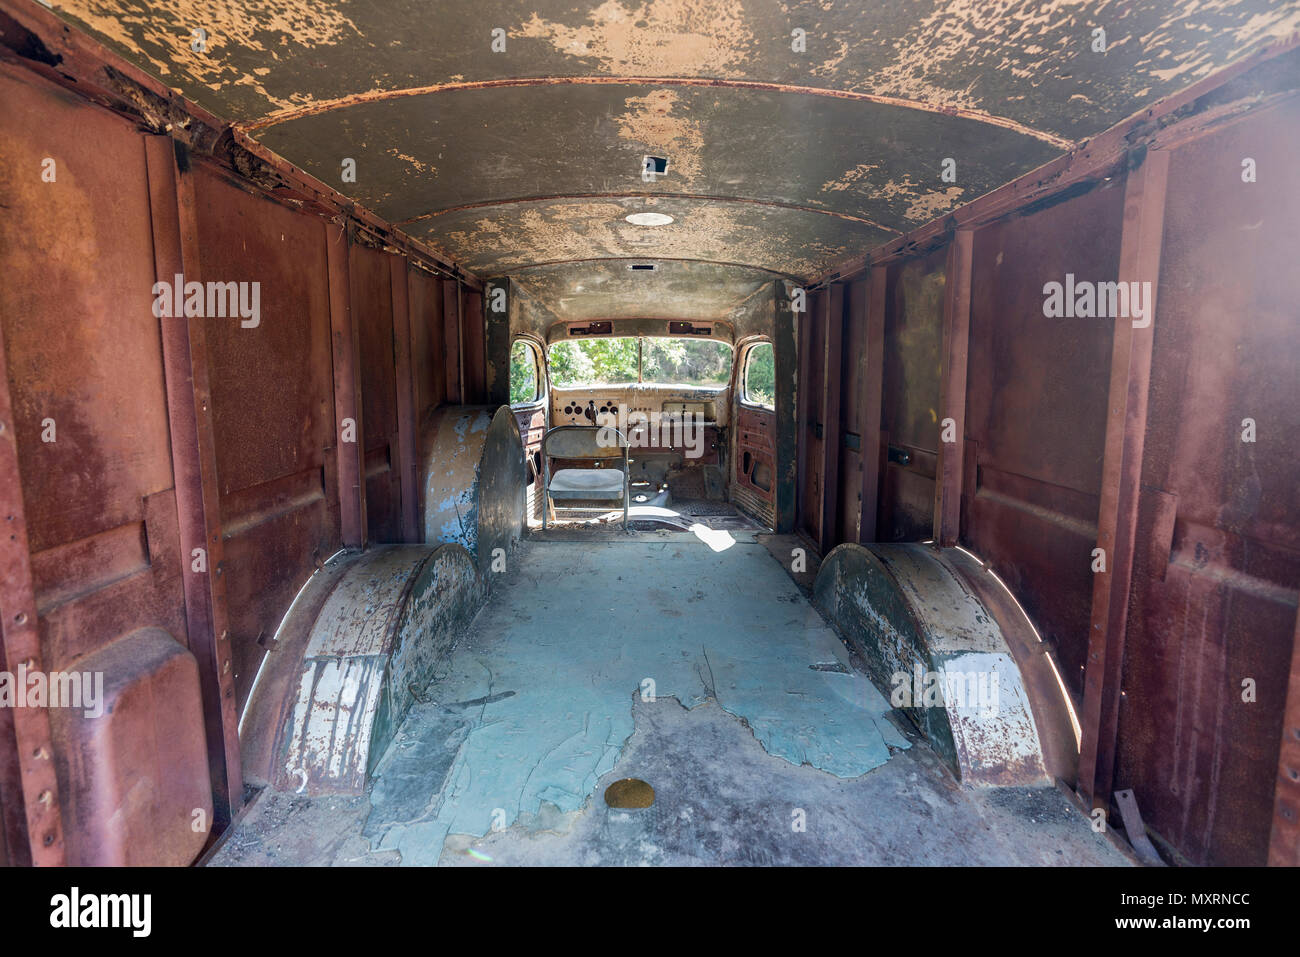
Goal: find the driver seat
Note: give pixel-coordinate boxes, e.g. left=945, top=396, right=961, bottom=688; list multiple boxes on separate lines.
left=541, top=425, right=630, bottom=530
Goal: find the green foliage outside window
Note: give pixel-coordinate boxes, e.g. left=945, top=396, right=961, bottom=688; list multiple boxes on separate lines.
left=547, top=337, right=732, bottom=388
left=548, top=337, right=640, bottom=387
left=744, top=342, right=775, bottom=407
left=641, top=338, right=731, bottom=386
left=509, top=340, right=538, bottom=404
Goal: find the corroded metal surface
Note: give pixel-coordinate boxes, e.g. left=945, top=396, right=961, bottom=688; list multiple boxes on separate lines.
left=962, top=179, right=1124, bottom=702
left=420, top=406, right=526, bottom=571
left=38, top=0, right=1299, bottom=320
left=813, top=542, right=1054, bottom=786
left=48, top=628, right=211, bottom=866
left=237, top=552, right=364, bottom=789
left=276, top=545, right=485, bottom=795
left=47, top=1, right=1296, bottom=137
left=513, top=260, right=771, bottom=324
left=1113, top=94, right=1300, bottom=866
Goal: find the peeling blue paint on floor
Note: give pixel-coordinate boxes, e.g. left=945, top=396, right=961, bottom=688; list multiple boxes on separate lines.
left=367, top=538, right=907, bottom=864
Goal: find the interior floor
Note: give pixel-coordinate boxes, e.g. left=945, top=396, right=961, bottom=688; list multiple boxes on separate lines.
left=536, top=493, right=764, bottom=533
left=211, top=532, right=1128, bottom=866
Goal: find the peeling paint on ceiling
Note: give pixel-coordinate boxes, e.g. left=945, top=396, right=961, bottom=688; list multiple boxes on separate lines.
left=512, top=260, right=773, bottom=326
left=51, top=0, right=1300, bottom=318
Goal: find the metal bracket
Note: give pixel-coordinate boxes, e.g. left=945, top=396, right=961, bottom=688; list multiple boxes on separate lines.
left=1114, top=788, right=1165, bottom=866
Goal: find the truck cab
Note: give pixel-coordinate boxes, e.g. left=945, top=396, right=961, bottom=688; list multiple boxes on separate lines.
left=0, top=0, right=1296, bottom=877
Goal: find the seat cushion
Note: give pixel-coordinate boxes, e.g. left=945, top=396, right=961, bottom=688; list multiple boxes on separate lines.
left=549, top=467, right=626, bottom=500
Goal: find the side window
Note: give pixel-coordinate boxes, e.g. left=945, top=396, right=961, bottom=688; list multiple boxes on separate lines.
left=742, top=342, right=775, bottom=409
left=510, top=339, right=540, bottom=405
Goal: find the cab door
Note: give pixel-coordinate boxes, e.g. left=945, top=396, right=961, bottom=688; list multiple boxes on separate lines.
left=732, top=339, right=777, bottom=527
left=509, top=338, right=548, bottom=501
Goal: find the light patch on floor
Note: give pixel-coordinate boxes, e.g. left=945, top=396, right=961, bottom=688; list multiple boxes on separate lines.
left=364, top=538, right=907, bottom=863
left=440, top=696, right=1129, bottom=867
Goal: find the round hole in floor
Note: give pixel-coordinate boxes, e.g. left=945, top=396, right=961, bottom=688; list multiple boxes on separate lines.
left=604, top=778, right=655, bottom=809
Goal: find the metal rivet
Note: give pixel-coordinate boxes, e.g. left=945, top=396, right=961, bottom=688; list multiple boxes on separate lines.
left=14, top=612, right=27, bottom=625
left=42, top=832, right=54, bottom=847
left=32, top=746, right=49, bottom=760
left=37, top=790, right=52, bottom=806
left=222, top=659, right=231, bottom=675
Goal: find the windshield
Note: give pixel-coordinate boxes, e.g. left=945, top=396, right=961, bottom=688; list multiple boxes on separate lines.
left=548, top=336, right=732, bottom=388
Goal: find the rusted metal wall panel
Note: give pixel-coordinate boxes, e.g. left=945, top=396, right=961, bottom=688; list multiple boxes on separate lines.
left=462, top=289, right=487, bottom=405
left=153, top=142, right=245, bottom=824
left=391, top=257, right=420, bottom=542
left=1078, top=150, right=1171, bottom=809
left=1272, top=610, right=1300, bottom=866
left=771, top=285, right=798, bottom=535
left=835, top=279, right=868, bottom=544
left=962, top=183, right=1124, bottom=700
left=0, top=306, right=65, bottom=867
left=193, top=168, right=341, bottom=708
left=933, top=230, right=974, bottom=548
left=442, top=280, right=464, bottom=405
left=857, top=269, right=887, bottom=545
left=798, top=289, right=826, bottom=543
left=327, top=224, right=366, bottom=548
left=878, top=247, right=945, bottom=543
left=817, top=286, right=845, bottom=554
left=0, top=35, right=476, bottom=862
left=0, top=72, right=177, bottom=586
left=409, top=268, right=446, bottom=421
left=1116, top=97, right=1300, bottom=866
left=351, top=243, right=403, bottom=543
left=0, top=64, right=217, bottom=861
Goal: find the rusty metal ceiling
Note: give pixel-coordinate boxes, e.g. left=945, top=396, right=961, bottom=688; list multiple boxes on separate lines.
left=52, top=1, right=1299, bottom=319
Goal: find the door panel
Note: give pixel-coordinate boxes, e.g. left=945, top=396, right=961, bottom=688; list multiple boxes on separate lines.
left=733, top=404, right=776, bottom=526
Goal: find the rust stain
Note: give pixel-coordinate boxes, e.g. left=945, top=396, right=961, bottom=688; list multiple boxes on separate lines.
left=516, top=0, right=757, bottom=77
left=616, top=89, right=702, bottom=181
left=861, top=0, right=1300, bottom=111
left=60, top=0, right=359, bottom=111
left=387, top=148, right=434, bottom=175
left=437, top=200, right=848, bottom=276
left=1138, top=4, right=1300, bottom=83
left=905, top=186, right=966, bottom=224
left=820, top=163, right=881, bottom=194
left=821, top=163, right=968, bottom=227
left=873, top=174, right=968, bottom=226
